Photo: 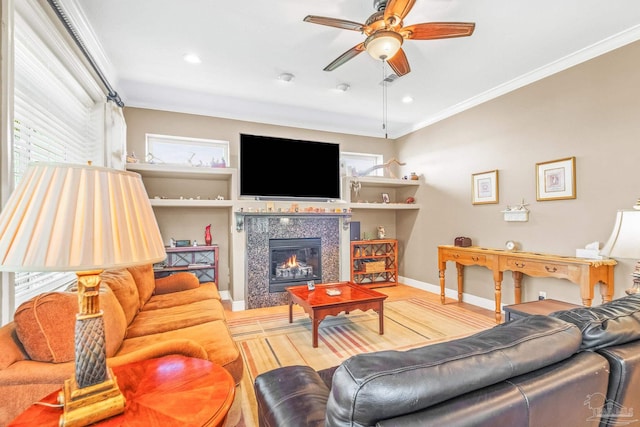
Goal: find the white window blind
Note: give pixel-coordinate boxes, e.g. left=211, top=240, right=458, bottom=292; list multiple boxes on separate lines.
left=12, top=0, right=105, bottom=304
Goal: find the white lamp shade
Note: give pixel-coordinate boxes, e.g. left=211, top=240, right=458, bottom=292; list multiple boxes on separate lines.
left=365, top=31, right=403, bottom=60
left=600, top=210, right=640, bottom=259
left=0, top=162, right=166, bottom=271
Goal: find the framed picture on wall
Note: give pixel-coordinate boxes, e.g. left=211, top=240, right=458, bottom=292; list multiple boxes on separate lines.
left=471, top=170, right=499, bottom=205
left=536, top=157, right=576, bottom=201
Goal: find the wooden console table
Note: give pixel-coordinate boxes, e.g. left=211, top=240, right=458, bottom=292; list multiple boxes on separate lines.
left=437, top=245, right=617, bottom=323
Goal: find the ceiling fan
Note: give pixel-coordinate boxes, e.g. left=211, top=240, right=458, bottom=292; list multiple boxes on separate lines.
left=304, top=0, right=475, bottom=77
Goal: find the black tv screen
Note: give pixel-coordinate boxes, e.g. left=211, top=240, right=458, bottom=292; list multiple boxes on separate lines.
left=240, top=134, right=341, bottom=200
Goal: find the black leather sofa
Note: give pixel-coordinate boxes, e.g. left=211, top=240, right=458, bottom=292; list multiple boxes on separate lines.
left=254, top=293, right=640, bottom=427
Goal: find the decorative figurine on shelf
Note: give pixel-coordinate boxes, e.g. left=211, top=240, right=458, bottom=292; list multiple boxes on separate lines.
left=126, top=152, right=139, bottom=163
left=204, top=224, right=212, bottom=246
left=377, top=225, right=386, bottom=239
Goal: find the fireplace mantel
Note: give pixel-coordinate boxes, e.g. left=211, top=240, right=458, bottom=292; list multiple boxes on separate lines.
left=235, top=211, right=352, bottom=231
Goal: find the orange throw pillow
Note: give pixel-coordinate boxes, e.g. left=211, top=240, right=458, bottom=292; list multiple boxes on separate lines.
left=101, top=269, right=140, bottom=325
left=127, top=264, right=156, bottom=306
left=14, top=285, right=126, bottom=363
left=154, top=272, right=200, bottom=295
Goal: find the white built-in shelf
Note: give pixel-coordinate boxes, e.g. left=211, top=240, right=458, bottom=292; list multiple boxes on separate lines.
left=343, top=176, right=421, bottom=210
left=344, top=176, right=420, bottom=187
left=348, top=202, right=421, bottom=210
left=150, top=199, right=234, bottom=208
left=126, top=163, right=236, bottom=180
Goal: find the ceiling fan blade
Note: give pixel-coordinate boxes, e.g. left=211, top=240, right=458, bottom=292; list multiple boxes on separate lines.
left=384, top=0, right=416, bottom=26
left=323, top=43, right=366, bottom=71
left=402, top=22, right=475, bottom=40
left=304, top=15, right=364, bottom=32
left=387, top=48, right=411, bottom=76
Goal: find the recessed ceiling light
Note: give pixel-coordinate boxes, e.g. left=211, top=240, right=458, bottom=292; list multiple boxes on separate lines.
left=183, top=53, right=201, bottom=64
left=402, top=95, right=414, bottom=104
left=278, top=72, right=295, bottom=83
left=336, top=83, right=350, bottom=92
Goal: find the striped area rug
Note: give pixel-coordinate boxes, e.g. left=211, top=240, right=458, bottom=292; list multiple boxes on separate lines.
left=228, top=297, right=496, bottom=382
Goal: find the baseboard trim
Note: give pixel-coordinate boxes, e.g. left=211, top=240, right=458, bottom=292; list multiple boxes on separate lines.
left=399, top=276, right=499, bottom=312
left=220, top=290, right=246, bottom=311
left=225, top=279, right=498, bottom=313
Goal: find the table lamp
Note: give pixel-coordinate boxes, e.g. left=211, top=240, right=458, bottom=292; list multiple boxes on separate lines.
left=600, top=208, right=640, bottom=295
left=0, top=162, right=166, bottom=426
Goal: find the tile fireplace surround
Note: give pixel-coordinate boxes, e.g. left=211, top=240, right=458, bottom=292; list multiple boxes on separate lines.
left=245, top=215, right=341, bottom=309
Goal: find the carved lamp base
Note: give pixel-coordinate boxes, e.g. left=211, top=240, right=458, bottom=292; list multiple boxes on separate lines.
left=58, top=369, right=125, bottom=427
left=57, top=270, right=126, bottom=426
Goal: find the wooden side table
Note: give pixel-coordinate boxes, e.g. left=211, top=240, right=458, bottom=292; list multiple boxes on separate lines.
left=503, top=299, right=581, bottom=322
left=9, top=355, right=235, bottom=427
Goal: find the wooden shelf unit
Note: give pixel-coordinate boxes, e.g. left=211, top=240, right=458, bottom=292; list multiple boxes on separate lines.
left=154, top=245, right=219, bottom=284
left=350, top=239, right=398, bottom=288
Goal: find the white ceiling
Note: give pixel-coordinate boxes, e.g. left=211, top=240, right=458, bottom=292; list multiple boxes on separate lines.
left=75, top=0, right=640, bottom=139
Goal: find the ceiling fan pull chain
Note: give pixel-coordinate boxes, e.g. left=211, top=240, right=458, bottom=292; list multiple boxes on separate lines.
left=382, top=60, right=388, bottom=139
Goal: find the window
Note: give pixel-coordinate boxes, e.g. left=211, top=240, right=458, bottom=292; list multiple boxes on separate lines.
left=11, top=0, right=106, bottom=305
left=341, top=151, right=384, bottom=177
left=146, top=134, right=229, bottom=167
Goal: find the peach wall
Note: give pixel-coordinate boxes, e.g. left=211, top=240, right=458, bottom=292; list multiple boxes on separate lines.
left=397, top=39, right=640, bottom=306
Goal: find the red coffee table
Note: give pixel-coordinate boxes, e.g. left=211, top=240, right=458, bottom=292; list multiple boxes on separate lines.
left=287, top=281, right=388, bottom=348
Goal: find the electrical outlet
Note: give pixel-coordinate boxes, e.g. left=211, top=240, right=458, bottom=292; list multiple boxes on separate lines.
left=538, top=291, right=547, bottom=300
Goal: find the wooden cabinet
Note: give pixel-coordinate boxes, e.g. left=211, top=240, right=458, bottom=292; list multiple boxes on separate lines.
left=350, top=239, right=398, bottom=288
left=154, top=245, right=219, bottom=284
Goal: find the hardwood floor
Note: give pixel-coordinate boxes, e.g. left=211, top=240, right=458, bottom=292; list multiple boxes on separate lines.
left=223, top=283, right=495, bottom=321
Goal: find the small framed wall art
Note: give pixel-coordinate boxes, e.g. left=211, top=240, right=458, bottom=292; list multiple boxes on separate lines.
left=471, top=170, right=499, bottom=205
left=536, top=157, right=576, bottom=201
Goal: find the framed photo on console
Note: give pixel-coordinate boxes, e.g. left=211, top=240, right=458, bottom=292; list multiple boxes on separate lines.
left=471, top=170, right=499, bottom=205
left=536, top=157, right=576, bottom=201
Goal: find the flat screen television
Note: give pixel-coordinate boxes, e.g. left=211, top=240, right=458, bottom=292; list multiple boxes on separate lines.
left=240, top=134, right=341, bottom=201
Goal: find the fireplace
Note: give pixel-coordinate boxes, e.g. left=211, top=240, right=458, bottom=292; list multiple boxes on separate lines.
left=269, top=238, right=322, bottom=293
left=245, top=215, right=340, bottom=309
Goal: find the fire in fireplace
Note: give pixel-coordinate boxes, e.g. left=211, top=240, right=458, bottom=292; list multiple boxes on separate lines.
left=269, top=238, right=321, bottom=293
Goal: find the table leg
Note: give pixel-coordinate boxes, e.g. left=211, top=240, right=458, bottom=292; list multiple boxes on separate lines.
left=312, top=315, right=320, bottom=348
left=601, top=267, right=615, bottom=303
left=581, top=283, right=594, bottom=307
left=288, top=298, right=293, bottom=323
left=439, top=265, right=446, bottom=304
left=378, top=303, right=384, bottom=335
left=494, top=270, right=503, bottom=323
left=512, top=271, right=523, bottom=304
left=456, top=263, right=464, bottom=302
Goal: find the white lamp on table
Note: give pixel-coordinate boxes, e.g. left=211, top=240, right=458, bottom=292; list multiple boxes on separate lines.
left=0, top=162, right=165, bottom=426
left=600, top=207, right=640, bottom=295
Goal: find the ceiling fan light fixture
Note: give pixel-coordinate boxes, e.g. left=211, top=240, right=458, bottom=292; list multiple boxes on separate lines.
left=364, top=31, right=403, bottom=61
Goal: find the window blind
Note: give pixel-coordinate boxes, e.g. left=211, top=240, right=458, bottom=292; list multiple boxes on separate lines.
left=12, top=0, right=104, bottom=304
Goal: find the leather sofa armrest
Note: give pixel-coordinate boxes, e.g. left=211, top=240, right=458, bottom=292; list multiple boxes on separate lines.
left=108, top=339, right=208, bottom=367
left=255, top=365, right=329, bottom=427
